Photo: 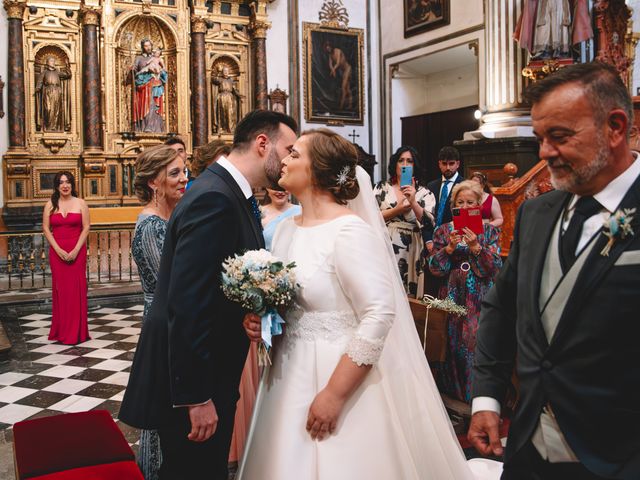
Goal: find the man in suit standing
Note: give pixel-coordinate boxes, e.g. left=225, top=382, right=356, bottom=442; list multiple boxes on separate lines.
left=468, top=62, right=640, bottom=479
left=120, top=110, right=298, bottom=480
left=424, top=145, right=463, bottom=252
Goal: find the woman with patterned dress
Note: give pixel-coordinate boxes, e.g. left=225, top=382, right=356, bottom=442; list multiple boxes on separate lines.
left=131, top=145, right=188, bottom=479
left=42, top=171, right=90, bottom=345
left=429, top=180, right=502, bottom=402
left=374, top=146, right=435, bottom=297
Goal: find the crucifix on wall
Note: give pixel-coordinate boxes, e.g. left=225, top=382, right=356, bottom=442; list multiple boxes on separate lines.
left=348, top=129, right=360, bottom=143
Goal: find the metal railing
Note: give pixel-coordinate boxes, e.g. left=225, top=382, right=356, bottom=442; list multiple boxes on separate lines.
left=0, top=226, right=139, bottom=292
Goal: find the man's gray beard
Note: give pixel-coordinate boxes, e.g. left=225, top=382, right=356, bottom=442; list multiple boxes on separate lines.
left=549, top=140, right=609, bottom=192
left=264, top=148, right=282, bottom=190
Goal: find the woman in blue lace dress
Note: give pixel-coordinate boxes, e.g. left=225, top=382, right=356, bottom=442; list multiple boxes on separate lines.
left=428, top=180, right=502, bottom=403
left=131, top=145, right=188, bottom=479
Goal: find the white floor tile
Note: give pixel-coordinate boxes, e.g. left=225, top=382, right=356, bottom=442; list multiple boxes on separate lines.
left=0, top=386, right=38, bottom=403
left=0, top=372, right=32, bottom=386
left=103, top=320, right=138, bottom=328
left=0, top=404, right=43, bottom=424
left=122, top=336, right=140, bottom=344
left=43, top=379, right=94, bottom=395
left=38, top=365, right=86, bottom=378
left=99, top=314, right=130, bottom=321
left=76, top=339, right=116, bottom=349
left=83, top=349, right=124, bottom=359
left=21, top=320, right=50, bottom=328
left=48, top=395, right=104, bottom=413
left=127, top=305, right=145, bottom=311
left=92, top=359, right=132, bottom=372
left=100, top=372, right=130, bottom=386
left=110, top=391, right=125, bottom=402
left=25, top=336, right=56, bottom=345
left=112, top=327, right=140, bottom=335
left=87, top=331, right=109, bottom=339
left=35, top=354, right=77, bottom=365
left=92, top=308, right=121, bottom=314
left=24, top=328, right=51, bottom=336
left=18, top=313, right=52, bottom=321
left=31, top=344, right=72, bottom=354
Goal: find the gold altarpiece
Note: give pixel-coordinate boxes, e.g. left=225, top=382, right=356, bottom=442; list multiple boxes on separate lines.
left=2, top=0, right=271, bottom=226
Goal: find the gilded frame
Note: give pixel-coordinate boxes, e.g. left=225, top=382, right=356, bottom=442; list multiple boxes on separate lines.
left=404, top=0, right=450, bottom=38
left=303, top=22, right=364, bottom=125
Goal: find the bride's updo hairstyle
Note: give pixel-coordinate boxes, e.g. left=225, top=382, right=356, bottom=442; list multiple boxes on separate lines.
left=301, top=128, right=359, bottom=204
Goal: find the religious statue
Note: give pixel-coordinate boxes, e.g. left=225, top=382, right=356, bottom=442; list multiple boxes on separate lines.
left=35, top=57, right=72, bottom=132
left=131, top=39, right=167, bottom=133
left=212, top=65, right=242, bottom=134
left=514, top=0, right=593, bottom=59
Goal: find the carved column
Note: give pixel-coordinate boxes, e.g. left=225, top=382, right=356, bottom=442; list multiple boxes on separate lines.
left=80, top=6, right=103, bottom=150
left=479, top=0, right=531, bottom=137
left=191, top=15, right=209, bottom=147
left=593, top=0, right=632, bottom=85
left=249, top=19, right=271, bottom=110
left=4, top=1, right=26, bottom=148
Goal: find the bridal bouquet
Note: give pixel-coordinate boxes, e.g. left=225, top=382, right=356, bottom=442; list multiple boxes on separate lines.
left=221, top=249, right=298, bottom=365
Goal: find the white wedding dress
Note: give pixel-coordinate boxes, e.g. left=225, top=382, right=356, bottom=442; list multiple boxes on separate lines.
left=238, top=169, right=501, bottom=480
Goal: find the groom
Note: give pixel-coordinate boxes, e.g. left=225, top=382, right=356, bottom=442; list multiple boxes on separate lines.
left=469, top=62, right=640, bottom=479
left=120, top=110, right=297, bottom=479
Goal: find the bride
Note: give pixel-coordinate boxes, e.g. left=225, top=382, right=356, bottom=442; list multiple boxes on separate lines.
left=238, top=129, right=501, bottom=479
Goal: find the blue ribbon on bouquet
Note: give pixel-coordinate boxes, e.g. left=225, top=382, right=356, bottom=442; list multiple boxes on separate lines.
left=261, top=308, right=285, bottom=348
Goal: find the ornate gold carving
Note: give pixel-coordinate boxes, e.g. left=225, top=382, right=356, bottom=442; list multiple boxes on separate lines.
left=79, top=6, right=101, bottom=26
left=268, top=87, right=288, bottom=113
left=83, top=162, right=106, bottom=174
left=522, top=59, right=571, bottom=82
left=248, top=19, right=270, bottom=39
left=41, top=137, right=68, bottom=153
left=319, top=0, right=349, bottom=29
left=191, top=15, right=208, bottom=34
left=4, top=0, right=25, bottom=20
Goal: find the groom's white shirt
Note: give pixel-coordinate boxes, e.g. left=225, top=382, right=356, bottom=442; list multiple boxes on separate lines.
left=472, top=152, right=640, bottom=462
left=217, top=156, right=253, bottom=199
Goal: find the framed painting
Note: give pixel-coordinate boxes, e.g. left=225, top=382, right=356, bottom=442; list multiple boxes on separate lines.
left=404, top=0, right=450, bottom=38
left=303, top=23, right=364, bottom=125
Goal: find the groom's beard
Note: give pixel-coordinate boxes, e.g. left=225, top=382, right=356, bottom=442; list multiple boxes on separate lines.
left=264, top=147, right=284, bottom=190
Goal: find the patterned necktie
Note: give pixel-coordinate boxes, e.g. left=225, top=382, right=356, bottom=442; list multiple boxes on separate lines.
left=248, top=195, right=263, bottom=230
left=436, top=180, right=450, bottom=227
left=560, top=195, right=602, bottom=273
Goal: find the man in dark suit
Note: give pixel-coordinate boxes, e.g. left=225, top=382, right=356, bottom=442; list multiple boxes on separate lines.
left=119, top=110, right=297, bottom=480
left=468, top=62, right=640, bottom=479
left=423, top=145, right=463, bottom=251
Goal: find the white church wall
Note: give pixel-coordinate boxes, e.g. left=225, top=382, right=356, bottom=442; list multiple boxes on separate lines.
left=379, top=0, right=484, bottom=58
left=0, top=7, right=8, bottom=209
left=265, top=0, right=382, bottom=180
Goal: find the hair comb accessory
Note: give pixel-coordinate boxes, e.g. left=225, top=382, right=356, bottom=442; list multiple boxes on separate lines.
left=336, top=165, right=351, bottom=186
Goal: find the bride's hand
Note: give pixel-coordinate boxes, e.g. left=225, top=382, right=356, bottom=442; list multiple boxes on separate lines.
left=306, top=388, right=345, bottom=441
left=242, top=312, right=262, bottom=342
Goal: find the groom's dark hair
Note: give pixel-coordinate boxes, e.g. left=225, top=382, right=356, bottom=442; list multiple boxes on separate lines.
left=232, top=110, right=298, bottom=152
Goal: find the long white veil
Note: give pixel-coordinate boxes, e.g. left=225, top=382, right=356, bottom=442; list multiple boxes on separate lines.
left=347, top=167, right=501, bottom=479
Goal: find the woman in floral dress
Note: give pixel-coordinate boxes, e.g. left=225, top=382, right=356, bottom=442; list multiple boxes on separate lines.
left=428, top=180, right=502, bottom=402
left=131, top=145, right=188, bottom=479
left=374, top=146, right=435, bottom=297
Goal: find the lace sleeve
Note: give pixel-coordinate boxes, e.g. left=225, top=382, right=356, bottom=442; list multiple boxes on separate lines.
left=335, top=219, right=395, bottom=366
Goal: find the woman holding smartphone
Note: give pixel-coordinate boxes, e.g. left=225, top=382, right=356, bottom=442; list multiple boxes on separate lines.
left=374, top=146, right=435, bottom=297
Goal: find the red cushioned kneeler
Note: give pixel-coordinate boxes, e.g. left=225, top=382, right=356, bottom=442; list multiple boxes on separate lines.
left=13, top=410, right=142, bottom=479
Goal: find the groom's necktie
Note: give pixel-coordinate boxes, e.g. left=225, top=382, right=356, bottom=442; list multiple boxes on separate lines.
left=436, top=180, right=450, bottom=226
left=248, top=195, right=263, bottom=230
left=560, top=195, right=602, bottom=273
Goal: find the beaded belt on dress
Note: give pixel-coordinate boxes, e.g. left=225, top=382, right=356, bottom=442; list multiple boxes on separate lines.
left=286, top=309, right=358, bottom=342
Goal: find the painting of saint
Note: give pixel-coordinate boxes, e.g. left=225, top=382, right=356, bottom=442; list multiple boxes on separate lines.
left=404, top=0, right=450, bottom=37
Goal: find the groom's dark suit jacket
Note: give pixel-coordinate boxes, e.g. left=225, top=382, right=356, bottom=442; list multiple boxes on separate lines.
left=473, top=174, right=640, bottom=479
left=120, top=162, right=264, bottom=429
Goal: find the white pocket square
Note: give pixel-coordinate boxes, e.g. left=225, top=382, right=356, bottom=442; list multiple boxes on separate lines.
left=614, top=250, right=640, bottom=266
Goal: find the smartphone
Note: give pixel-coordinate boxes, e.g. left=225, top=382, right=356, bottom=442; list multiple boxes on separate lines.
left=400, top=165, right=413, bottom=187
left=452, top=207, right=484, bottom=235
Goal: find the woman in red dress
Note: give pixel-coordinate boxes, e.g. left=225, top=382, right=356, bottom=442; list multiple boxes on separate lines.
left=42, top=171, right=91, bottom=345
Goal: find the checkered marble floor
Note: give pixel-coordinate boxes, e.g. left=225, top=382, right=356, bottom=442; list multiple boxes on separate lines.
left=0, top=304, right=144, bottom=449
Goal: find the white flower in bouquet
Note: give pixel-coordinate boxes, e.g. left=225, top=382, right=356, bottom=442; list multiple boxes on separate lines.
left=221, top=249, right=298, bottom=365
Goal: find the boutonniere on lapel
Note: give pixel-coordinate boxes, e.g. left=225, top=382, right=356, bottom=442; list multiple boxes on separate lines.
left=601, top=208, right=636, bottom=256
